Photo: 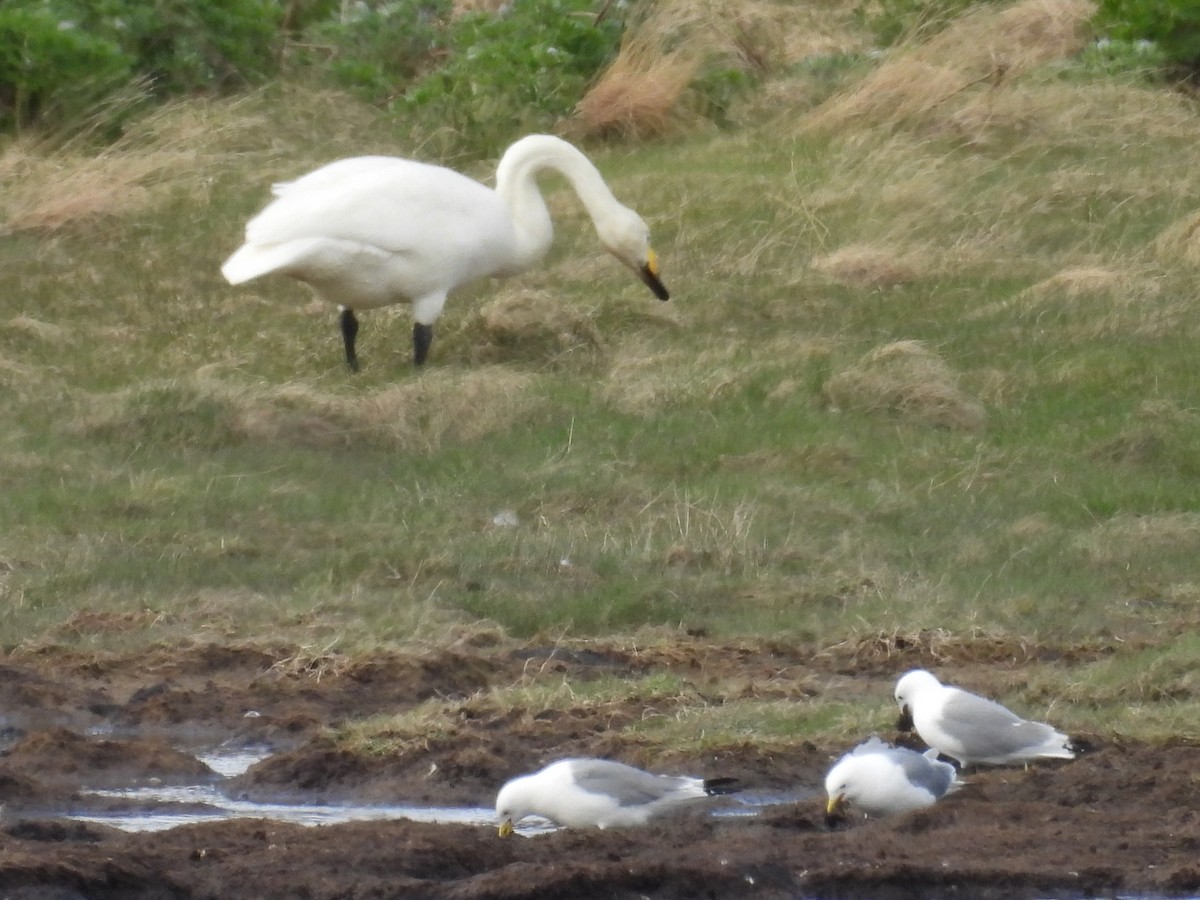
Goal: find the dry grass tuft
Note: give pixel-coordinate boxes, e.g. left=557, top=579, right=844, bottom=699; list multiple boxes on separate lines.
left=1090, top=401, right=1198, bottom=469
left=1152, top=210, right=1200, bottom=266
left=823, top=340, right=986, bottom=431
left=745, top=0, right=868, bottom=66
left=0, top=98, right=257, bottom=233
left=466, top=290, right=604, bottom=367
left=5, top=316, right=72, bottom=344
left=964, top=265, right=1178, bottom=340
left=269, top=642, right=353, bottom=681
left=811, top=244, right=920, bottom=288
left=232, top=384, right=361, bottom=449
left=821, top=627, right=1039, bottom=670
left=1027, top=266, right=1126, bottom=297
left=598, top=332, right=836, bottom=418
left=451, top=0, right=508, bottom=14
left=1021, top=266, right=1180, bottom=340
left=574, top=45, right=699, bottom=139
left=368, top=367, right=545, bottom=447
left=2, top=149, right=178, bottom=233
left=1075, top=513, right=1200, bottom=565
left=573, top=0, right=786, bottom=138
left=600, top=335, right=807, bottom=417
left=809, top=58, right=968, bottom=132
left=78, top=369, right=545, bottom=453
left=806, top=0, right=1094, bottom=133
left=0, top=354, right=38, bottom=386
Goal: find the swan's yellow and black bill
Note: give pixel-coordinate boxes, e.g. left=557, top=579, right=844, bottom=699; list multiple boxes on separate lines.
left=641, top=249, right=669, bottom=301
left=498, top=819, right=515, bottom=837
left=826, top=794, right=845, bottom=816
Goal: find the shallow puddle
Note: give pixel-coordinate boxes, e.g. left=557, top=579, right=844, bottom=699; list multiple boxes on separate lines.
left=73, top=786, right=509, bottom=834
left=67, top=746, right=800, bottom=835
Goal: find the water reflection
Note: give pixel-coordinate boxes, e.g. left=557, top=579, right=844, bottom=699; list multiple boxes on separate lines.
left=69, top=745, right=553, bottom=834
left=74, top=783, right=513, bottom=834
left=67, top=747, right=802, bottom=835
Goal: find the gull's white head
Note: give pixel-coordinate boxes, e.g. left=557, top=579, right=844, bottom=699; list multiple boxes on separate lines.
left=824, top=753, right=892, bottom=818
left=823, top=755, right=861, bottom=817
left=894, top=668, right=942, bottom=715
left=494, top=775, right=534, bottom=837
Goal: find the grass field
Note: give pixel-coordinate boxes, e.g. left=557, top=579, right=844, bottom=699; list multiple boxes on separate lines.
left=2, top=0, right=1198, bottom=747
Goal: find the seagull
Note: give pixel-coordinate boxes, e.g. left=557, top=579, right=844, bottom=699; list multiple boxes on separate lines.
left=494, top=757, right=738, bottom=834
left=824, top=735, right=960, bottom=818
left=894, top=668, right=1076, bottom=767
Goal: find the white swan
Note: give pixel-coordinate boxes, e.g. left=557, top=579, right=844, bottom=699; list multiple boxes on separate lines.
left=220, top=134, right=670, bottom=370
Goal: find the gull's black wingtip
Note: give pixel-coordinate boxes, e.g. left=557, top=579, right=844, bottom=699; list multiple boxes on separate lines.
left=703, top=776, right=740, bottom=796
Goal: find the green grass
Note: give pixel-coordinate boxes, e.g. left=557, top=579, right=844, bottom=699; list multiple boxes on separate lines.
left=2, top=0, right=1199, bottom=746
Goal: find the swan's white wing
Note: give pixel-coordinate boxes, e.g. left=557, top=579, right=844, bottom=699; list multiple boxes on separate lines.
left=243, top=159, right=505, bottom=254
left=223, top=158, right=520, bottom=304
left=269, top=156, right=403, bottom=197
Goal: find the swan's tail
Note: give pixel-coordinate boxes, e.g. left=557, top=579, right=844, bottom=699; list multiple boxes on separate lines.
left=221, top=241, right=313, bottom=285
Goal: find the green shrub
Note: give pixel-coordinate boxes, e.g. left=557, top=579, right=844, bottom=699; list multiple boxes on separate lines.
left=0, top=3, right=131, bottom=132
left=397, top=0, right=624, bottom=155
left=690, top=66, right=757, bottom=128
left=1072, top=34, right=1168, bottom=81
left=78, top=0, right=282, bottom=96
left=0, top=0, right=281, bottom=134
left=280, top=0, right=343, bottom=33
left=295, top=0, right=451, bottom=103
left=853, top=0, right=1002, bottom=48
left=1095, top=0, right=1200, bottom=78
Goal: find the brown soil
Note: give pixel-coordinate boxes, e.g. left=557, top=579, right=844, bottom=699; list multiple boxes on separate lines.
left=1, top=639, right=1197, bottom=899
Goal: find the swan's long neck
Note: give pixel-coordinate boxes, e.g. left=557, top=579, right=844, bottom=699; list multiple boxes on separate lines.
left=493, top=135, right=621, bottom=270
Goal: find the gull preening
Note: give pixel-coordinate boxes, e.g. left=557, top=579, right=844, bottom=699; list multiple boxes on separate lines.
left=494, top=757, right=738, bottom=834
left=894, top=669, right=1076, bottom=768
left=824, top=736, right=960, bottom=818
left=221, top=134, right=669, bottom=371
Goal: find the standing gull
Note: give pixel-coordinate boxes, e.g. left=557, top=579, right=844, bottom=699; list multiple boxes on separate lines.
left=894, top=669, right=1076, bottom=767
left=494, top=758, right=738, bottom=834
left=824, top=736, right=960, bottom=818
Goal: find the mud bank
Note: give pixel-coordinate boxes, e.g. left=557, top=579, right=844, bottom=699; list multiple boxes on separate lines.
left=1, top=642, right=1197, bottom=899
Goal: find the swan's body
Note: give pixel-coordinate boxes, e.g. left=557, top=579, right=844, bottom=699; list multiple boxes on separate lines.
left=824, top=736, right=960, bottom=818
left=494, top=758, right=737, bottom=834
left=894, top=669, right=1076, bottom=768
left=221, top=135, right=669, bottom=370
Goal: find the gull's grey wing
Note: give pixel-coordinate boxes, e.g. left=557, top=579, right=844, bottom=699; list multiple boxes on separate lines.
left=850, top=736, right=891, bottom=757
left=891, top=749, right=955, bottom=798
left=942, top=691, right=1058, bottom=759
left=568, top=759, right=693, bottom=807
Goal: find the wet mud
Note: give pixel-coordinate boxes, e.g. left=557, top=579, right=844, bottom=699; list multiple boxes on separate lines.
left=1, top=639, right=1197, bottom=899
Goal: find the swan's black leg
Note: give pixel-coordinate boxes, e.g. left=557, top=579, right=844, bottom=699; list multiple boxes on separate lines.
left=413, top=323, right=433, bottom=366
left=340, top=307, right=360, bottom=372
